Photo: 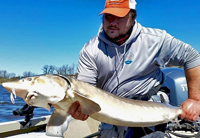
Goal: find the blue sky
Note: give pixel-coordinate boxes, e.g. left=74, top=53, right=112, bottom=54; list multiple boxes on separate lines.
left=0, top=0, right=199, bottom=76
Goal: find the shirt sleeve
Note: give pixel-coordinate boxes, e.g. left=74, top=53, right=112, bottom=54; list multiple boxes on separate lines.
left=77, top=43, right=98, bottom=86
left=159, top=31, right=200, bottom=69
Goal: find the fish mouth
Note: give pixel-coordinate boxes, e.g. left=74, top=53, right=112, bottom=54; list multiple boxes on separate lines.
left=25, top=91, right=39, bottom=106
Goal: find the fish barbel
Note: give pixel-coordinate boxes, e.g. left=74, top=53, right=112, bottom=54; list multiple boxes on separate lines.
left=2, top=74, right=182, bottom=137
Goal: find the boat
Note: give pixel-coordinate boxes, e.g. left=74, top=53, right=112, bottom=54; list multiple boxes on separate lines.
left=0, top=115, right=101, bottom=138
left=1, top=114, right=200, bottom=138
left=1, top=107, right=200, bottom=138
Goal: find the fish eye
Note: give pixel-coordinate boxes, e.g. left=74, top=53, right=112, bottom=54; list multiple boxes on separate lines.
left=27, top=78, right=32, bottom=81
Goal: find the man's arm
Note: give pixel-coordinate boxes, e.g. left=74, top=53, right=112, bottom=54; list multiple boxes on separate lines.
left=181, top=65, right=200, bottom=121
left=67, top=39, right=99, bottom=121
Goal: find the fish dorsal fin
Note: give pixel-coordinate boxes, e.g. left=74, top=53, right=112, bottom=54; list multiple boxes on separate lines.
left=73, top=90, right=101, bottom=115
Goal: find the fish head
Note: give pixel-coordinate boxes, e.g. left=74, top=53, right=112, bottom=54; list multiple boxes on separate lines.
left=2, top=74, right=69, bottom=111
left=2, top=77, right=35, bottom=100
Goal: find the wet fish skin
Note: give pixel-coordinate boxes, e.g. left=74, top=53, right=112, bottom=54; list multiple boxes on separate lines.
left=2, top=74, right=182, bottom=137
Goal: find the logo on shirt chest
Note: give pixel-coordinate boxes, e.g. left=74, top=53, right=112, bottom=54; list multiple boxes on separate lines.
left=124, top=52, right=134, bottom=64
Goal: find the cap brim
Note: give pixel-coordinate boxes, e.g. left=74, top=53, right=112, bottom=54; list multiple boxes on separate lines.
left=99, top=8, right=130, bottom=17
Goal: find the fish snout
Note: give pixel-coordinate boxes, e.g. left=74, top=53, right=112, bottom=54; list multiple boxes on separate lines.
left=2, top=82, right=28, bottom=100
left=2, top=82, right=14, bottom=93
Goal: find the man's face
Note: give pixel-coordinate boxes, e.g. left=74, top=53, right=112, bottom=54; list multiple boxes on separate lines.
left=103, top=12, right=135, bottom=39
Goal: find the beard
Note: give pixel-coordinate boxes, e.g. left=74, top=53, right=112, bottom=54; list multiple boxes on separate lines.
left=105, top=26, right=133, bottom=45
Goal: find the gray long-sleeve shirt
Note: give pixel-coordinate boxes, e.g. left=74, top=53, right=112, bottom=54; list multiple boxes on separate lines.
left=77, top=21, right=200, bottom=98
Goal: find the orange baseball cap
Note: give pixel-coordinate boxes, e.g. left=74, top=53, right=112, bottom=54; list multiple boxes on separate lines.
left=100, top=0, right=137, bottom=17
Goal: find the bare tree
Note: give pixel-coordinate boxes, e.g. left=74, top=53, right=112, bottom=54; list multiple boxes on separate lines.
left=0, top=70, right=3, bottom=77
left=54, top=65, right=69, bottom=76
left=23, top=71, right=35, bottom=77
left=42, top=65, right=56, bottom=74
left=71, top=63, right=75, bottom=75
left=42, top=65, right=49, bottom=74
left=55, top=66, right=62, bottom=75
left=0, top=70, right=8, bottom=78
left=61, top=65, right=69, bottom=75
left=42, top=63, right=77, bottom=76
left=8, top=73, right=16, bottom=79
left=48, top=65, right=55, bottom=74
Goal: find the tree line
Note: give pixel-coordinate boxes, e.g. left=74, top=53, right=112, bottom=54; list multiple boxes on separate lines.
left=0, top=64, right=77, bottom=84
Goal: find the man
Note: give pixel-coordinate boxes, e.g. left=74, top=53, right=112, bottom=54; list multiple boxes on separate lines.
left=68, top=0, right=200, bottom=137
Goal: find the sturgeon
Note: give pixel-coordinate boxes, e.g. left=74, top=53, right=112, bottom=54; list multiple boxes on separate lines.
left=2, top=74, right=182, bottom=137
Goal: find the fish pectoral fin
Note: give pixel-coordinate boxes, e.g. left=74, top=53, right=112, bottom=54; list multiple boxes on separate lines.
left=46, top=110, right=72, bottom=137
left=73, top=91, right=101, bottom=115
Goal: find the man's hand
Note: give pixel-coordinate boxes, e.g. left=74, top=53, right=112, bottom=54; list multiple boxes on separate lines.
left=180, top=99, right=200, bottom=121
left=68, top=101, right=89, bottom=121
left=181, top=66, right=200, bottom=121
